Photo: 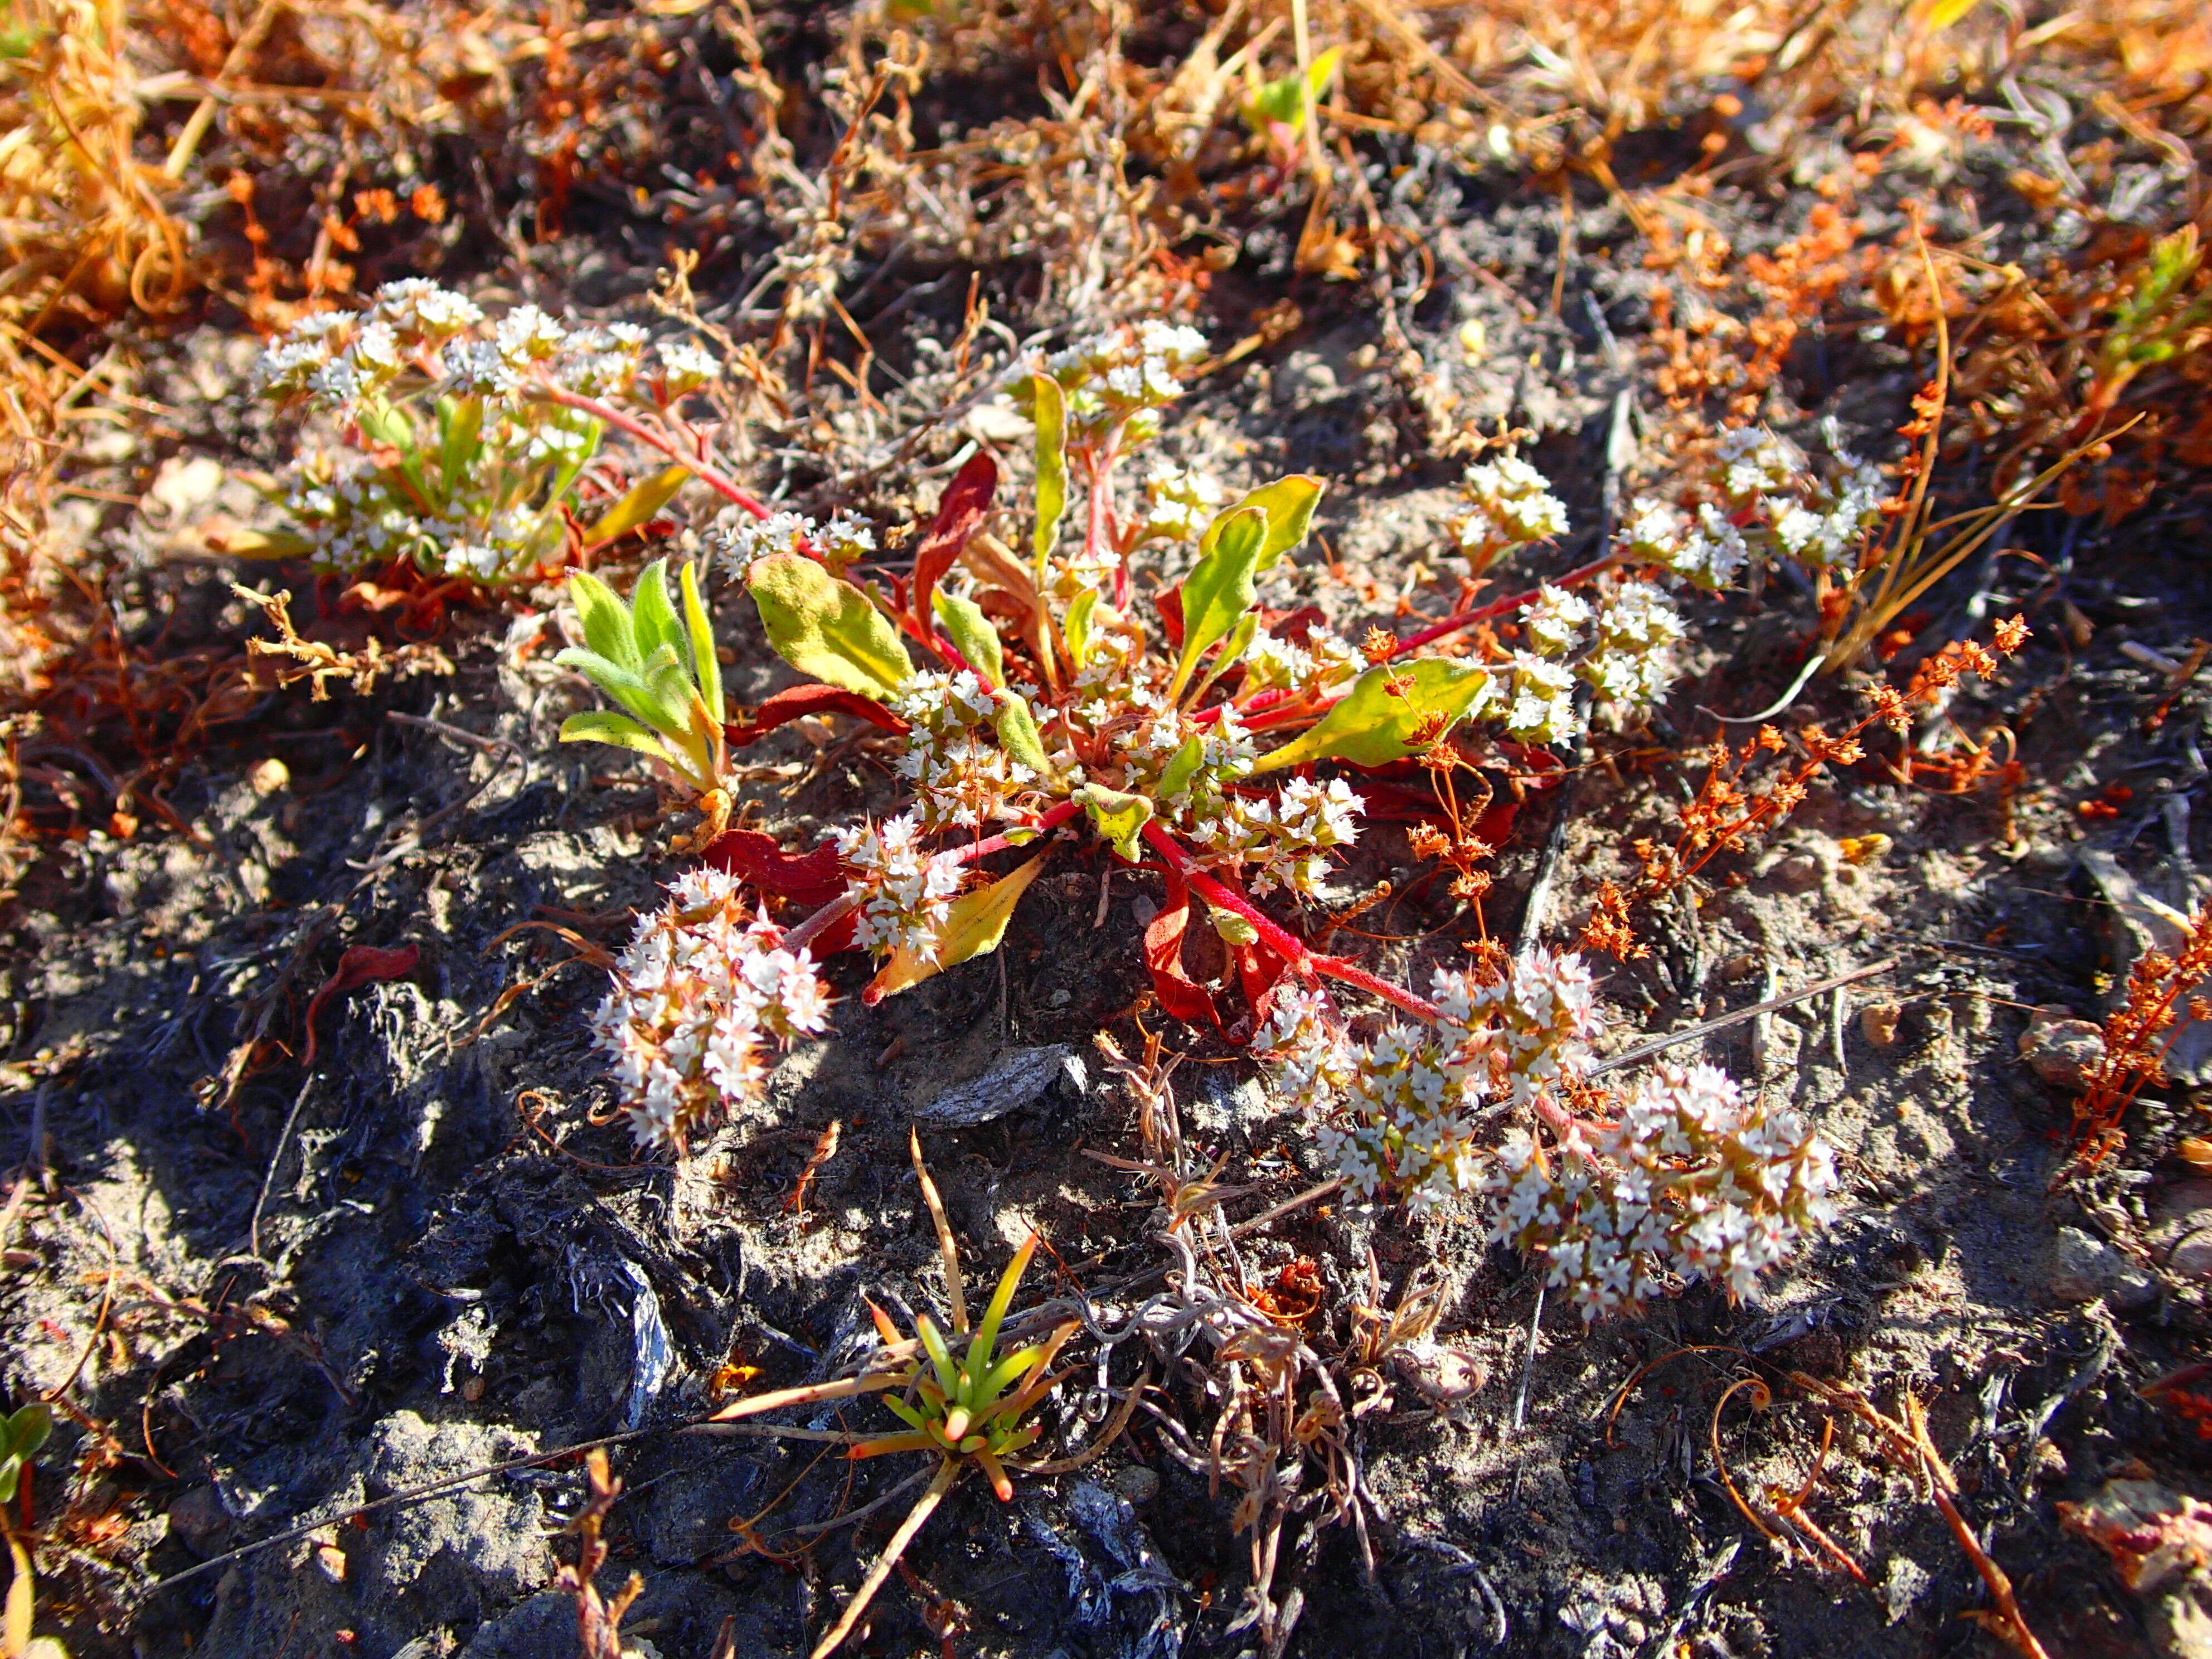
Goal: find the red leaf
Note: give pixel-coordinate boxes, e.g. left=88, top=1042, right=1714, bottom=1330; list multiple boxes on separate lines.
left=302, top=943, right=420, bottom=1070
left=1143, top=864, right=1220, bottom=1031
left=912, top=449, right=998, bottom=641
left=1259, top=604, right=1327, bottom=644
left=726, top=684, right=909, bottom=748
left=1154, top=584, right=1185, bottom=649
left=1354, top=782, right=1522, bottom=847
left=702, top=829, right=850, bottom=908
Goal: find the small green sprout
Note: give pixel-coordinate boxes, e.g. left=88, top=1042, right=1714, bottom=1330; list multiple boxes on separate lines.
left=556, top=557, right=731, bottom=846
left=2, top=1400, right=66, bottom=1659
left=704, top=1134, right=1080, bottom=1657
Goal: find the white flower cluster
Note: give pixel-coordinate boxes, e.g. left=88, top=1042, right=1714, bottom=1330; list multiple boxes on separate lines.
left=1204, top=776, right=1365, bottom=898
left=1258, top=948, right=1604, bottom=1212
left=1433, top=947, right=1603, bottom=1103
left=833, top=813, right=963, bottom=961
left=254, top=282, right=651, bottom=418
left=590, top=869, right=831, bottom=1151
left=1318, top=1020, right=1490, bottom=1214
left=710, top=509, right=876, bottom=581
left=1622, top=426, right=1886, bottom=590
left=1007, top=321, right=1210, bottom=445
left=1578, top=581, right=1685, bottom=714
left=1485, top=1062, right=1837, bottom=1319
left=888, top=671, right=1039, bottom=830
left=1453, top=455, right=1569, bottom=573
left=269, top=410, right=596, bottom=581
left=1243, top=623, right=1363, bottom=703
left=1136, top=462, right=1226, bottom=543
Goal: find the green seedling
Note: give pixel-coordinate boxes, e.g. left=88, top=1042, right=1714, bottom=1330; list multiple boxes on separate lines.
left=1, top=1402, right=65, bottom=1659
left=556, top=557, right=731, bottom=847
left=704, top=1134, right=1079, bottom=1657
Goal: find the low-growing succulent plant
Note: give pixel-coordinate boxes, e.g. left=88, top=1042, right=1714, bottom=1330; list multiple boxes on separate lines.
left=242, top=281, right=757, bottom=586
left=539, top=312, right=1844, bottom=1317
left=556, top=556, right=733, bottom=846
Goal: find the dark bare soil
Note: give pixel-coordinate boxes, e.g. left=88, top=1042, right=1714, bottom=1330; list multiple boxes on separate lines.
left=9, top=16, right=2212, bottom=1659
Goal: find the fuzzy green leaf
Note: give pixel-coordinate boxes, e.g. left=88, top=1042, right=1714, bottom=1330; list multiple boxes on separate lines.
left=567, top=570, right=639, bottom=673
left=748, top=552, right=914, bottom=699
left=1170, top=505, right=1268, bottom=701
left=554, top=647, right=671, bottom=734
left=680, top=559, right=722, bottom=724
left=436, top=395, right=485, bottom=497
left=993, top=691, right=1052, bottom=777
left=1076, top=784, right=1154, bottom=862
left=559, top=710, right=676, bottom=767
left=1202, top=475, right=1323, bottom=573
left=1248, top=658, right=1493, bottom=774
left=933, top=588, right=1005, bottom=687
left=630, top=559, right=682, bottom=663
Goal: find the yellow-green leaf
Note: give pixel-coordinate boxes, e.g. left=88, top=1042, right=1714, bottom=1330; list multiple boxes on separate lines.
left=582, top=463, right=691, bottom=548
left=1076, top=784, right=1154, bottom=862
left=933, top=588, right=1005, bottom=687
left=1201, top=476, right=1323, bottom=573
left=559, top=710, right=676, bottom=767
left=1061, top=586, right=1099, bottom=670
left=1925, top=0, right=1982, bottom=28
left=1156, top=733, right=1204, bottom=802
left=209, top=527, right=316, bottom=560
left=1032, top=373, right=1068, bottom=584
left=1248, top=659, right=1493, bottom=774
left=993, top=691, right=1052, bottom=777
left=865, top=854, right=1047, bottom=1002
left=1170, top=505, right=1268, bottom=701
left=748, top=553, right=914, bottom=698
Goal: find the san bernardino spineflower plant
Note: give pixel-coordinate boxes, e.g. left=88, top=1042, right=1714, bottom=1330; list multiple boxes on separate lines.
left=246, top=283, right=1847, bottom=1316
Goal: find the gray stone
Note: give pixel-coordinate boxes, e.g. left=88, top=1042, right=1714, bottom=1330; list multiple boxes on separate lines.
left=2052, top=1226, right=2158, bottom=1309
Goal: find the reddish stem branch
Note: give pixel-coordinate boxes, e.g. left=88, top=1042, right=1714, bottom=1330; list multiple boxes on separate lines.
left=1389, top=551, right=1626, bottom=658
left=1139, top=821, right=1441, bottom=1022
left=537, top=386, right=774, bottom=521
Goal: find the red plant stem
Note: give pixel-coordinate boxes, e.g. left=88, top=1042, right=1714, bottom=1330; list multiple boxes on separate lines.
left=1138, top=821, right=1441, bottom=1023
left=536, top=386, right=774, bottom=520
left=1085, top=443, right=1126, bottom=609
left=778, top=801, right=1084, bottom=952
left=1388, top=551, right=1625, bottom=657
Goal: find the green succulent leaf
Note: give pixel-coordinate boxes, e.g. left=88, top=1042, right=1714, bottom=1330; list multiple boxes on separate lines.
left=1170, top=504, right=1268, bottom=701
left=1202, top=475, right=1323, bottom=573
left=1076, top=784, right=1154, bottom=862
left=865, top=854, right=1047, bottom=1003
left=559, top=710, right=676, bottom=766
left=1061, top=586, right=1099, bottom=670
left=1033, top=373, right=1068, bottom=584
left=933, top=588, right=1005, bottom=687
left=436, top=395, right=485, bottom=497
left=1186, top=610, right=1259, bottom=707
left=1248, top=658, right=1493, bottom=774
left=748, top=552, right=915, bottom=699
left=567, top=569, right=639, bottom=673
left=992, top=691, right=1052, bottom=777
left=680, top=559, right=722, bottom=724
left=1155, top=733, right=1205, bottom=802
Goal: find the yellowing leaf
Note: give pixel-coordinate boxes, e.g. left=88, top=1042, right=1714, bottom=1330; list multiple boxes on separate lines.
left=748, top=553, right=914, bottom=699
left=1248, top=659, right=1492, bottom=773
left=581, top=463, right=691, bottom=548
left=1925, top=0, right=1983, bottom=29
left=1033, top=374, right=1068, bottom=585
left=865, top=855, right=1047, bottom=1002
